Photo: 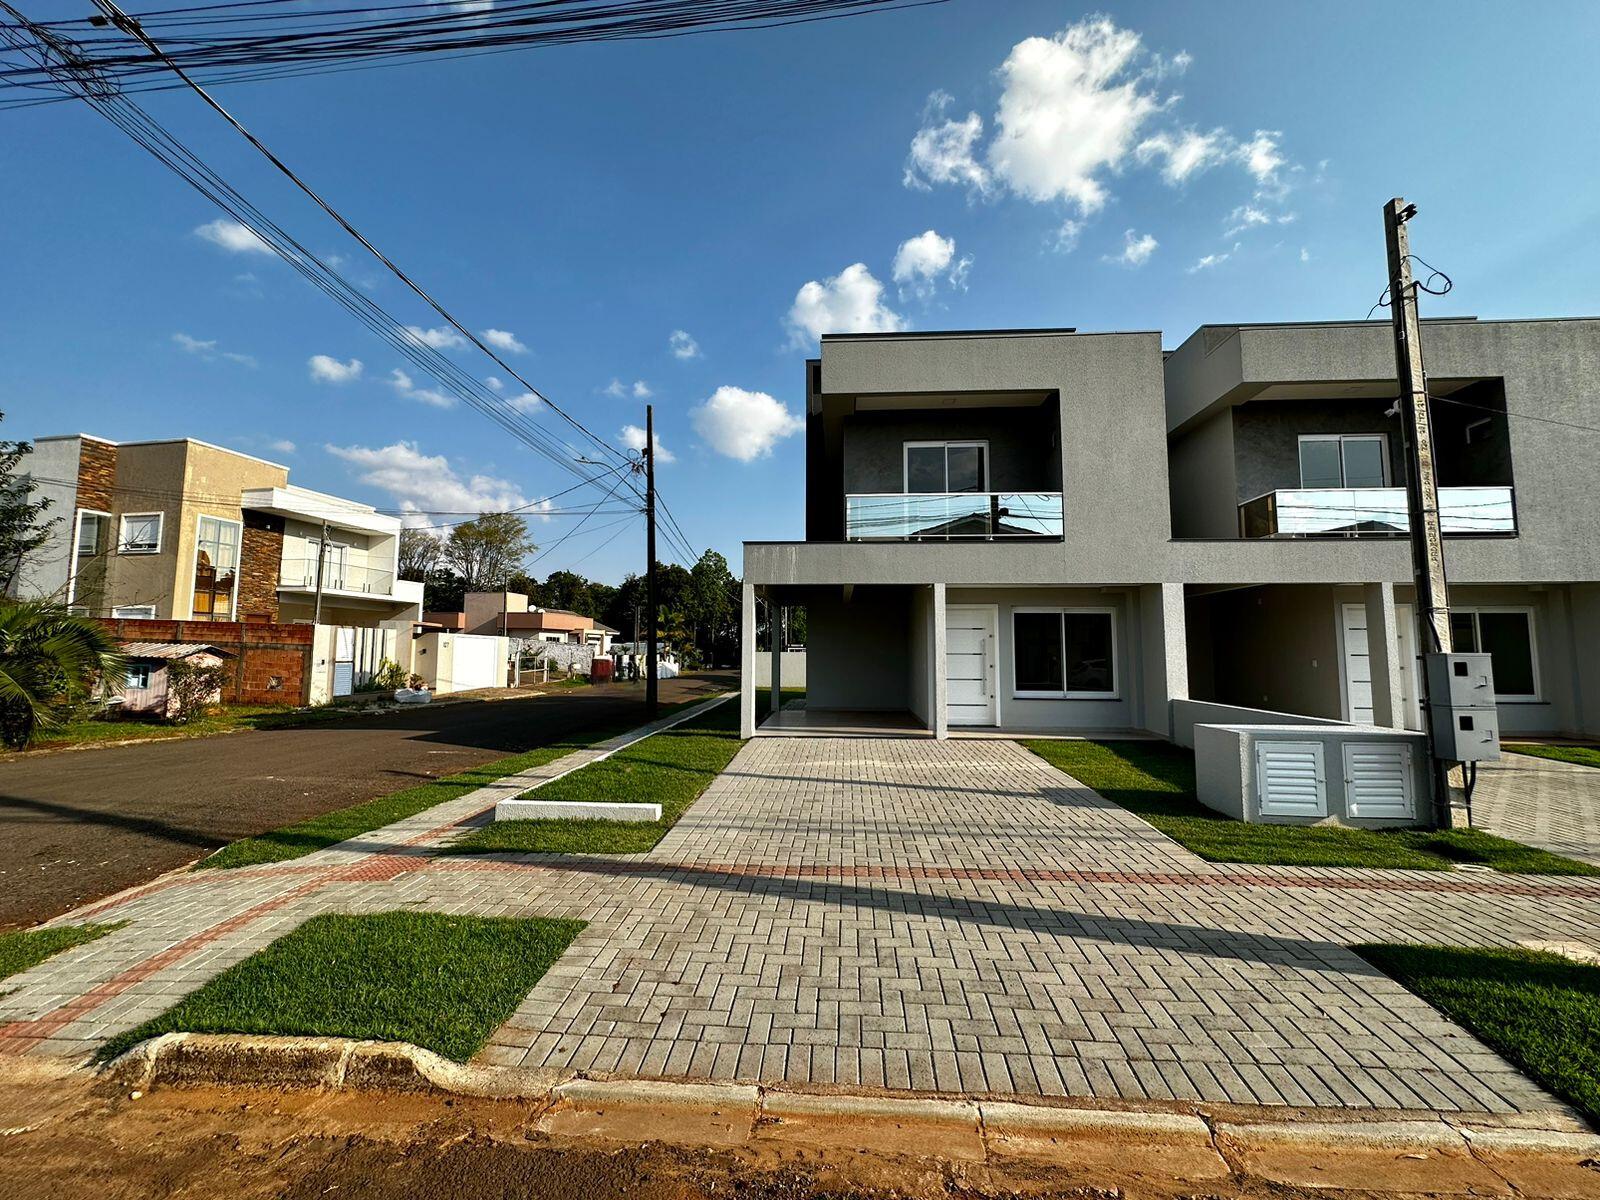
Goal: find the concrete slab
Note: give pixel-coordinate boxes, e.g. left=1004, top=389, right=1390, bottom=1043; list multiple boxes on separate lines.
left=494, top=799, right=662, bottom=822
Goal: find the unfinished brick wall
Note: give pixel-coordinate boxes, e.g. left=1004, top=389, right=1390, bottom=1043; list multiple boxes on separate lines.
left=238, top=512, right=284, bottom=623
left=100, top=618, right=314, bottom=706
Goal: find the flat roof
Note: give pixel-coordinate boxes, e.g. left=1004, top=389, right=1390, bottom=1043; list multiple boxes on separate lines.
left=33, top=434, right=288, bottom=471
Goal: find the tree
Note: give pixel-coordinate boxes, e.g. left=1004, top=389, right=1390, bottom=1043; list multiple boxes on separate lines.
left=442, top=513, right=537, bottom=592
left=0, top=600, right=124, bottom=748
left=688, top=550, right=736, bottom=666
left=0, top=415, right=54, bottom=593
left=397, top=527, right=443, bottom=582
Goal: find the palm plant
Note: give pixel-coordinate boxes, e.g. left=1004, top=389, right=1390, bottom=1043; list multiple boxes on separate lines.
left=0, top=600, right=125, bottom=748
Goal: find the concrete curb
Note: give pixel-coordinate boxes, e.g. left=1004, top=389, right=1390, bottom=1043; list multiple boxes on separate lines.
left=96, top=1033, right=1600, bottom=1162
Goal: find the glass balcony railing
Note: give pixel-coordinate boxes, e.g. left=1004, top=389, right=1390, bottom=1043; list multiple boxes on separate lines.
left=845, top=492, right=1063, bottom=541
left=278, top=558, right=396, bottom=594
left=1238, top=486, right=1516, bottom=538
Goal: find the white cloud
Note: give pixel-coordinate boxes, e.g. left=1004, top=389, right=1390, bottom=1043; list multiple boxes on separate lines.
left=1223, top=205, right=1272, bottom=235
left=1187, top=243, right=1240, bottom=273
left=1237, top=129, right=1287, bottom=189
left=326, top=441, right=530, bottom=523
left=194, top=218, right=272, bottom=255
left=669, top=329, right=702, bottom=360
left=1105, top=229, right=1158, bottom=267
left=485, top=375, right=504, bottom=391
left=269, top=439, right=297, bottom=454
left=1135, top=126, right=1230, bottom=184
left=786, top=263, right=904, bottom=347
left=172, top=332, right=256, bottom=367
left=891, top=229, right=970, bottom=299
left=602, top=378, right=653, bottom=399
left=388, top=367, right=455, bottom=408
left=481, top=327, right=528, bottom=354
left=405, top=324, right=467, bottom=351
left=620, top=423, right=675, bottom=464
left=1299, top=247, right=1311, bottom=263
left=985, top=17, right=1164, bottom=215
left=1052, top=218, right=1086, bottom=254
left=903, top=91, right=992, bottom=196
left=308, top=354, right=363, bottom=384
left=691, top=386, right=804, bottom=462
left=506, top=392, right=541, bottom=412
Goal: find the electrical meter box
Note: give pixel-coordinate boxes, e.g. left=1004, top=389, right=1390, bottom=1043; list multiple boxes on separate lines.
left=1424, top=652, right=1501, bottom=762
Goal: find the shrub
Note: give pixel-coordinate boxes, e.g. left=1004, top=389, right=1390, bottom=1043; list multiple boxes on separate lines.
left=166, top=658, right=228, bottom=724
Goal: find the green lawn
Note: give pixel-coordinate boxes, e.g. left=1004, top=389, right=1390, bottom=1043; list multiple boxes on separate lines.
left=1357, top=944, right=1600, bottom=1125
left=200, top=698, right=711, bottom=870
left=95, top=912, right=584, bottom=1064
left=1508, top=743, right=1600, bottom=771
left=1026, top=739, right=1600, bottom=875
left=0, top=923, right=121, bottom=984
left=441, top=691, right=784, bottom=857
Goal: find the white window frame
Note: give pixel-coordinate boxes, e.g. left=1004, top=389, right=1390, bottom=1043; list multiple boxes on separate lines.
left=66, top=508, right=112, bottom=608
left=191, top=513, right=243, bottom=620
left=125, top=664, right=152, bottom=690
left=902, top=440, right=990, bottom=494
left=1011, top=606, right=1120, bottom=700
left=118, top=511, right=164, bottom=554
left=1297, top=433, right=1390, bottom=489
left=112, top=605, right=157, bottom=619
left=1450, top=606, right=1542, bottom=702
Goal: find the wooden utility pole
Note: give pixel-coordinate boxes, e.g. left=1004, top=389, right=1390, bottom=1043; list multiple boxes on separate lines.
left=1384, top=197, right=1454, bottom=822
left=645, top=404, right=659, bottom=718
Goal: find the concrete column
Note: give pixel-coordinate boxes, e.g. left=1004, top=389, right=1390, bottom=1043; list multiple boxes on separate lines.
left=1138, top=582, right=1189, bottom=737
left=931, top=582, right=948, bottom=740
left=1363, top=581, right=1404, bottom=728
left=740, top=581, right=756, bottom=738
left=770, top=601, right=783, bottom=718
left=1570, top=583, right=1600, bottom=737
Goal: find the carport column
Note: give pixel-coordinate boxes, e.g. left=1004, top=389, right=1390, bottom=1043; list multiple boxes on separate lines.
left=740, top=581, right=757, bottom=738
left=1139, top=583, right=1188, bottom=737
left=1363, top=581, right=1405, bottom=728
left=770, top=600, right=783, bottom=717
left=931, top=582, right=948, bottom=739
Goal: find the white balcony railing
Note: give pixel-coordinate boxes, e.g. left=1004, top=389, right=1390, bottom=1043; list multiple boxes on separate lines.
left=1239, top=486, right=1516, bottom=538
left=845, top=492, right=1063, bottom=541
left=278, top=557, right=396, bottom=595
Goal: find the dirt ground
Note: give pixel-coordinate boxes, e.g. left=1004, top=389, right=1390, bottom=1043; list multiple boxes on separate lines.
left=0, top=672, right=734, bottom=930
left=4, top=1062, right=1595, bottom=1200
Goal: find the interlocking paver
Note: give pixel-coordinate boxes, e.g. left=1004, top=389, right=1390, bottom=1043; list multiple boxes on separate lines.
left=1473, top=751, right=1600, bottom=866
left=2, top=716, right=1598, bottom=1123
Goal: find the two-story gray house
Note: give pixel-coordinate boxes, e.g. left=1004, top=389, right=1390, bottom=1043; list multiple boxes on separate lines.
left=739, top=319, right=1600, bottom=746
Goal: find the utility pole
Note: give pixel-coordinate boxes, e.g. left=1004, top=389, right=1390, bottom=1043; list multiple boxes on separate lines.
left=312, top=519, right=328, bottom=624
left=632, top=604, right=640, bottom=680
left=1384, top=197, right=1454, bottom=822
left=645, top=403, right=659, bottom=718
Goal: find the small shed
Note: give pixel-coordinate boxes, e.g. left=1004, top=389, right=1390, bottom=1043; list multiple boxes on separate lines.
left=117, top=642, right=233, bottom=718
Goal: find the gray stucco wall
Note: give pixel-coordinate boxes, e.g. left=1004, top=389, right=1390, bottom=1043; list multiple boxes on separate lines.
left=804, top=588, right=912, bottom=711
left=1192, top=584, right=1345, bottom=719
left=841, top=407, right=1060, bottom=496
left=1230, top=400, right=1407, bottom=505
left=16, top=436, right=81, bottom=602
left=1167, top=413, right=1237, bottom=539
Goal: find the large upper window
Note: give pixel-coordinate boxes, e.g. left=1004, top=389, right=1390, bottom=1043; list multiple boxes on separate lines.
left=192, top=515, right=241, bottom=620
left=1298, top=434, right=1388, bottom=489
left=118, top=511, right=163, bottom=554
left=1449, top=608, right=1539, bottom=699
left=904, top=441, right=987, bottom=493
left=1013, top=609, right=1117, bottom=699
left=69, top=509, right=111, bottom=613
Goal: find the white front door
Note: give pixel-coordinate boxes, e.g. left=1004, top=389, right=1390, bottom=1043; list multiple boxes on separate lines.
left=946, top=606, right=997, bottom=726
left=1341, top=602, right=1422, bottom=730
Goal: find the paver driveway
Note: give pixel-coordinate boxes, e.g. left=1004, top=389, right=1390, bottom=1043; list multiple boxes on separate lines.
left=4, top=722, right=1599, bottom=1124
left=1473, top=751, right=1600, bottom=867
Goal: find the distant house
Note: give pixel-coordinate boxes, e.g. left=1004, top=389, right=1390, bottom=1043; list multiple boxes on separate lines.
left=425, top=591, right=616, bottom=654
left=116, top=641, right=233, bottom=718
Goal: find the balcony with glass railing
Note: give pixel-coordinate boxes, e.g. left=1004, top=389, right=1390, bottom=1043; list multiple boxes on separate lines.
left=1238, top=486, right=1516, bottom=538
left=278, top=557, right=397, bottom=595
left=844, top=492, right=1064, bottom=541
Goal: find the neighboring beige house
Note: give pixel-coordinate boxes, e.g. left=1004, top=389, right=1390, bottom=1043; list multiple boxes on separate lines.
left=427, top=591, right=616, bottom=653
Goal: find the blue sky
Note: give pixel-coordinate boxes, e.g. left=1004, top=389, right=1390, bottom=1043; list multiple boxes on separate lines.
left=4, top=0, right=1599, bottom=583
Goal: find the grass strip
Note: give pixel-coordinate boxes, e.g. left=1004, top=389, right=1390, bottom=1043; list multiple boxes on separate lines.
left=1357, top=943, right=1600, bottom=1125
left=22, top=705, right=350, bottom=753
left=0, top=923, right=121, bottom=984
left=442, top=693, right=761, bottom=856
left=95, top=911, right=583, bottom=1064
left=1507, top=743, right=1600, bottom=771
left=199, top=698, right=710, bottom=870
left=1026, top=739, right=1600, bottom=875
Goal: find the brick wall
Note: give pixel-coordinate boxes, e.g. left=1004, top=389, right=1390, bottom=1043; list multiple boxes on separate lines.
left=76, top=438, right=117, bottom=511
left=100, top=617, right=313, bottom=706
left=238, top=512, right=284, bottom=623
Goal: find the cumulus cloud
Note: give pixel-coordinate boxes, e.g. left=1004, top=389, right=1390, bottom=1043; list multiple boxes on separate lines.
left=388, top=367, right=455, bottom=408
left=669, top=329, right=702, bottom=359
left=691, top=386, right=804, bottom=462
left=269, top=439, right=297, bottom=454
left=786, top=263, right=904, bottom=348
left=404, top=324, right=466, bottom=351
left=308, top=354, right=362, bottom=384
left=602, top=379, right=653, bottom=399
left=1105, top=229, right=1158, bottom=267
left=891, top=229, right=971, bottom=299
left=481, top=327, right=528, bottom=354
left=172, top=332, right=256, bottom=367
left=1237, top=130, right=1287, bottom=190
left=1135, top=126, right=1230, bottom=184
left=505, top=391, right=541, bottom=412
left=194, top=218, right=272, bottom=255
left=326, top=440, right=531, bottom=523
left=620, top=423, right=674, bottom=464
left=903, top=91, right=991, bottom=196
